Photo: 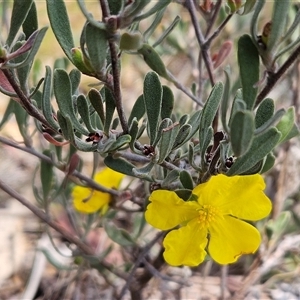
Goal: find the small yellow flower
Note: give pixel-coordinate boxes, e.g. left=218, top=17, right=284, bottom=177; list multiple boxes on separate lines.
left=145, top=174, right=272, bottom=266
left=72, top=167, right=124, bottom=214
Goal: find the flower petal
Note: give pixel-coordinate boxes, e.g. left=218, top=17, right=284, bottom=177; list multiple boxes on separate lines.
left=163, top=218, right=208, bottom=266
left=193, top=174, right=271, bottom=220
left=94, top=167, right=124, bottom=188
left=208, top=215, right=261, bottom=264
left=145, top=190, right=199, bottom=230
left=72, top=186, right=111, bottom=214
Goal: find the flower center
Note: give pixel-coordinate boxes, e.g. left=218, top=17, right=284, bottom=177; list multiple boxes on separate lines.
left=197, top=205, right=220, bottom=228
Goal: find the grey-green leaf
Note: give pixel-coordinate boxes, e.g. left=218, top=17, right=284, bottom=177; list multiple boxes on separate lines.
left=143, top=71, right=163, bottom=144
left=88, top=88, right=105, bottom=126
left=128, top=95, right=145, bottom=126
left=54, top=69, right=89, bottom=135
left=40, top=150, right=53, bottom=200
left=161, top=85, right=174, bottom=120
left=104, top=88, right=116, bottom=135
left=230, top=110, right=255, bottom=157
left=42, top=66, right=60, bottom=131
left=255, top=98, right=274, bottom=128
left=104, top=156, right=135, bottom=177
left=46, top=0, right=75, bottom=62
left=238, top=35, right=259, bottom=110
left=179, top=170, right=194, bottom=190
left=85, top=22, right=108, bottom=74
left=227, top=127, right=281, bottom=175
left=7, top=0, right=33, bottom=46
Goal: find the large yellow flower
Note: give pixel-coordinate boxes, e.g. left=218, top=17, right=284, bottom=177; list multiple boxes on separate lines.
left=145, top=174, right=272, bottom=266
left=72, top=167, right=124, bottom=214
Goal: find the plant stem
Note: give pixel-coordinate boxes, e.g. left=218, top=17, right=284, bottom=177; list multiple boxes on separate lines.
left=255, top=43, right=300, bottom=107
left=184, top=0, right=215, bottom=87
left=1, top=68, right=50, bottom=128
left=0, top=135, right=120, bottom=196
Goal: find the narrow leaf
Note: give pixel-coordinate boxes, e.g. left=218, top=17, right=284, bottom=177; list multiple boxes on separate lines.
left=7, top=0, right=33, bottom=46
left=238, top=35, right=259, bottom=110
left=161, top=85, right=174, bottom=120
left=230, top=110, right=255, bottom=157
left=143, top=71, right=163, bottom=144
left=227, top=127, right=281, bottom=175
left=46, top=0, right=75, bottom=62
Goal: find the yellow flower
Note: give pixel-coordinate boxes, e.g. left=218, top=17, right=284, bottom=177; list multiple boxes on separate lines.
left=145, top=174, right=272, bottom=266
left=72, top=167, right=124, bottom=214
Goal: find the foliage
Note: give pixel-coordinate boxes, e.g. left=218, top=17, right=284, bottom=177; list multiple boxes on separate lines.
left=0, top=0, right=300, bottom=299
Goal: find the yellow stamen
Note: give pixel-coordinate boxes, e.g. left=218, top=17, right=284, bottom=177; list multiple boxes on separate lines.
left=197, top=205, right=221, bottom=228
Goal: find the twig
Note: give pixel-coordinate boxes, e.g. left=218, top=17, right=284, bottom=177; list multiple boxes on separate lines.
left=0, top=179, right=129, bottom=280
left=0, top=135, right=120, bottom=196
left=1, top=68, right=50, bottom=129
left=118, top=232, right=165, bottom=299
left=205, top=0, right=222, bottom=38
left=184, top=0, right=215, bottom=87
left=205, top=13, right=233, bottom=46
left=100, top=0, right=129, bottom=133
left=255, top=43, right=300, bottom=107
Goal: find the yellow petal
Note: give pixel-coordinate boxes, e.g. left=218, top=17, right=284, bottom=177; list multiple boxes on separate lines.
left=145, top=190, right=199, bottom=230
left=163, top=218, right=208, bottom=266
left=94, top=167, right=124, bottom=188
left=193, top=174, right=271, bottom=220
left=208, top=215, right=261, bottom=264
left=72, top=186, right=111, bottom=214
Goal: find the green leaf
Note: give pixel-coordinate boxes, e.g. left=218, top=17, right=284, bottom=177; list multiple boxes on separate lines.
left=240, top=0, right=257, bottom=15
left=179, top=170, right=194, bottom=190
left=255, top=98, right=275, bottom=128
left=157, top=120, right=179, bottom=163
left=69, top=69, right=81, bottom=95
left=105, top=135, right=131, bottom=153
left=53, top=69, right=89, bottom=135
left=187, top=110, right=202, bottom=139
left=220, top=70, right=231, bottom=133
left=175, top=189, right=192, bottom=201
left=161, top=85, right=174, bottom=120
left=161, top=169, right=180, bottom=188
left=8, top=27, right=48, bottom=69
left=46, top=0, right=75, bottom=62
left=85, top=22, right=108, bottom=74
left=7, top=0, right=33, bottom=46
left=227, top=127, right=281, bottom=175
left=22, top=1, right=38, bottom=39
left=103, top=87, right=116, bottom=135
left=128, top=95, right=145, bottom=126
left=172, top=124, right=192, bottom=150
left=276, top=107, right=297, bottom=144
left=88, top=88, right=105, bottom=126
left=260, top=152, right=275, bottom=174
left=40, top=150, right=53, bottom=200
left=230, top=110, right=255, bottom=157
left=268, top=0, right=291, bottom=51
left=128, top=118, right=140, bottom=152
left=104, top=156, right=135, bottom=177
left=42, top=66, right=60, bottom=131
left=143, top=71, right=163, bottom=144
left=254, top=108, right=285, bottom=135
left=138, top=44, right=170, bottom=79
left=238, top=35, right=259, bottom=110
left=108, top=0, right=123, bottom=14
left=199, top=82, right=223, bottom=160
left=77, top=94, right=94, bottom=132
left=104, top=220, right=135, bottom=247
left=133, top=162, right=155, bottom=181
